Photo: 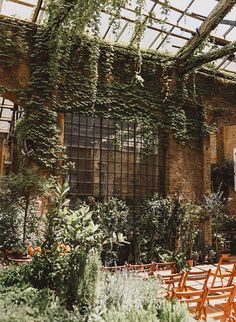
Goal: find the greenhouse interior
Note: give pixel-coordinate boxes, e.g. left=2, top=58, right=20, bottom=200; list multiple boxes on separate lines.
left=1, top=0, right=236, bottom=321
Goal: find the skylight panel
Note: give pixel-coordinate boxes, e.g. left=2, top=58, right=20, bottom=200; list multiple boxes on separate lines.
left=140, top=28, right=161, bottom=48
left=224, top=62, right=236, bottom=73
left=155, top=34, right=187, bottom=52
left=225, top=27, right=236, bottom=42
left=189, top=0, right=216, bottom=17
left=167, top=0, right=193, bottom=11
left=1, top=1, right=33, bottom=20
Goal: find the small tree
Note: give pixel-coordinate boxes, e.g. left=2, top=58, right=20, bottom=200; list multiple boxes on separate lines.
left=203, top=190, right=228, bottom=253
left=0, top=170, right=49, bottom=245
left=180, top=202, right=201, bottom=259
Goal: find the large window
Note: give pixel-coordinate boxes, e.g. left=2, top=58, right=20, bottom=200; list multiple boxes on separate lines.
left=65, top=113, right=161, bottom=201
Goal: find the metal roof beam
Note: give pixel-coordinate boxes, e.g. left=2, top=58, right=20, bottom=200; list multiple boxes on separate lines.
left=32, top=0, right=43, bottom=23
left=176, top=0, right=236, bottom=63
left=183, top=41, right=236, bottom=72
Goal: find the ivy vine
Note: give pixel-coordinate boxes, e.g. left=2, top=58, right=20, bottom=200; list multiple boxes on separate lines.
left=0, top=1, right=223, bottom=172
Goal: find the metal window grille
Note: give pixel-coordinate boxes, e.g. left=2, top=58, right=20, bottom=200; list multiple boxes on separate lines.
left=64, top=113, right=161, bottom=202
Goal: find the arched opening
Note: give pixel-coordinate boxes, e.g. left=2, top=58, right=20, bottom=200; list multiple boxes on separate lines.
left=0, top=96, right=23, bottom=175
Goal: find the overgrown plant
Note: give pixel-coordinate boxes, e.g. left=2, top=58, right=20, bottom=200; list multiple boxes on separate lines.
left=92, top=197, right=129, bottom=264
left=203, top=190, right=228, bottom=252
left=9, top=0, right=217, bottom=173
left=136, top=194, right=201, bottom=263
left=0, top=170, right=48, bottom=245
left=24, top=181, right=102, bottom=308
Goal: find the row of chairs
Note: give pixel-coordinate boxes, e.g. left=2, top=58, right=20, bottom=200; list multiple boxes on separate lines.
left=172, top=285, right=236, bottom=321
left=162, top=269, right=212, bottom=294
left=102, top=261, right=176, bottom=273
left=163, top=256, right=236, bottom=320
left=104, top=255, right=236, bottom=287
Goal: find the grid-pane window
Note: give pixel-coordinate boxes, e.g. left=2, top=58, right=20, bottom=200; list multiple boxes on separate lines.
left=65, top=113, right=160, bottom=201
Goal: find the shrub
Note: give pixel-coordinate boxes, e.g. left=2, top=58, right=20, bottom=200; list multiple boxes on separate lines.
left=159, top=300, right=195, bottom=322
left=137, top=194, right=201, bottom=263
left=92, top=197, right=130, bottom=265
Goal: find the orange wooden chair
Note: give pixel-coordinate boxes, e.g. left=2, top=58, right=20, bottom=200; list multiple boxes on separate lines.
left=102, top=265, right=126, bottom=272
left=202, top=285, right=236, bottom=321
left=211, top=257, right=236, bottom=287
left=126, top=263, right=144, bottom=272
left=161, top=272, right=185, bottom=298
left=172, top=288, right=208, bottom=320
left=181, top=269, right=211, bottom=291
left=156, top=261, right=176, bottom=273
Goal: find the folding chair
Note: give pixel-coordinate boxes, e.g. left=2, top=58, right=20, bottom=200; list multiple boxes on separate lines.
left=181, top=269, right=211, bottom=291
left=161, top=272, right=185, bottom=298
left=172, top=288, right=208, bottom=320
left=126, top=263, right=144, bottom=272
left=202, top=285, right=236, bottom=321
left=156, top=261, right=176, bottom=273
left=211, top=257, right=236, bottom=287
left=102, top=265, right=126, bottom=273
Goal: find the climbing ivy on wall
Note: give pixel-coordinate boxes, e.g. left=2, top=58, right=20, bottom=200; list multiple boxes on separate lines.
left=0, top=0, right=221, bottom=172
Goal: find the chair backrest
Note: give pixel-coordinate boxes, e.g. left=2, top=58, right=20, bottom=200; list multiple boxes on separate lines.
left=141, top=262, right=157, bottom=272
left=127, top=262, right=159, bottom=272
left=211, top=256, right=236, bottom=287
left=102, top=265, right=126, bottom=272
left=162, top=272, right=185, bottom=292
left=156, top=261, right=176, bottom=273
left=126, top=263, right=144, bottom=272
left=204, top=284, right=236, bottom=320
left=181, top=269, right=211, bottom=291
left=172, top=288, right=208, bottom=320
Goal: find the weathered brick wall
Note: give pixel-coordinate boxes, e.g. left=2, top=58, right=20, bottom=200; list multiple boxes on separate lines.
left=211, top=125, right=236, bottom=217
left=166, top=134, right=210, bottom=201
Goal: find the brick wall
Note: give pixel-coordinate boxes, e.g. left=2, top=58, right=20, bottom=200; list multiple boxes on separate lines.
left=166, top=134, right=210, bottom=201
left=211, top=125, right=236, bottom=217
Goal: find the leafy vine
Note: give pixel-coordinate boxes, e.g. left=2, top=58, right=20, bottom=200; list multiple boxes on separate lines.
left=0, top=1, right=221, bottom=172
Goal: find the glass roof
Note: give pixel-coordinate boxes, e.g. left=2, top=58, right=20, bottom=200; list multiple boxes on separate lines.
left=0, top=0, right=235, bottom=73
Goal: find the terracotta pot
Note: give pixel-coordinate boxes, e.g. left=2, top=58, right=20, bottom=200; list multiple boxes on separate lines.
left=221, top=253, right=230, bottom=260
left=27, top=246, right=34, bottom=257
left=187, top=259, right=194, bottom=267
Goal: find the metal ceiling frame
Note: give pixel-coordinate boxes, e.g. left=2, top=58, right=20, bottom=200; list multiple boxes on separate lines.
left=0, top=0, right=235, bottom=72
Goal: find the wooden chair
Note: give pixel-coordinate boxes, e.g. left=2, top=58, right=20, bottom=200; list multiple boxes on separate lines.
left=102, top=265, right=126, bottom=273
left=211, top=256, right=236, bottom=287
left=181, top=269, right=211, bottom=291
left=202, top=285, right=236, bottom=321
left=161, top=272, right=185, bottom=298
left=156, top=261, right=176, bottom=273
left=172, top=288, right=208, bottom=320
left=126, top=263, right=144, bottom=272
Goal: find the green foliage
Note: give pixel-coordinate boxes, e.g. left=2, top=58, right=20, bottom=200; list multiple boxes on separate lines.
left=0, top=278, right=83, bottom=322
left=0, top=195, right=21, bottom=248
left=159, top=251, right=188, bottom=273
left=0, top=170, right=49, bottom=245
left=21, top=181, right=101, bottom=308
left=0, top=0, right=216, bottom=172
left=92, top=197, right=129, bottom=264
left=159, top=300, right=194, bottom=322
left=137, top=194, right=201, bottom=262
left=0, top=266, right=176, bottom=322
left=90, top=271, right=163, bottom=321
left=211, top=159, right=234, bottom=198
left=180, top=202, right=202, bottom=259
left=203, top=190, right=228, bottom=252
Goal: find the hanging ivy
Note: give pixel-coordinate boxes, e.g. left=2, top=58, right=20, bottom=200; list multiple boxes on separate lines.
left=0, top=1, right=222, bottom=172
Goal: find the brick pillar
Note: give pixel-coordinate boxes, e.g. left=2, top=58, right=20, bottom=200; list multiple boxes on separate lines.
left=165, top=133, right=183, bottom=196
left=202, top=136, right=212, bottom=246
